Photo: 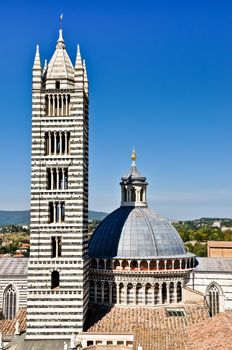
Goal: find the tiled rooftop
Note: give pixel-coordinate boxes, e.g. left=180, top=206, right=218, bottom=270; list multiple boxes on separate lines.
left=187, top=311, right=232, bottom=350
left=0, top=257, right=28, bottom=276
left=196, top=257, right=232, bottom=272
left=86, top=304, right=209, bottom=350
left=0, top=308, right=26, bottom=336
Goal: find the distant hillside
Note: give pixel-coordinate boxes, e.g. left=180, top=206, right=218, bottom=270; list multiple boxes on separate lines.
left=0, top=210, right=108, bottom=227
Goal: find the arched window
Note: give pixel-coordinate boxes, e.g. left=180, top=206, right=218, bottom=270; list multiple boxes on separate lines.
left=51, top=270, right=60, bottom=290
left=127, top=284, right=133, bottom=305
left=130, top=260, right=138, bottom=270
left=123, top=188, right=127, bottom=202
left=169, top=282, right=174, bottom=304
left=145, top=283, right=152, bottom=305
left=162, top=283, right=167, bottom=304
left=3, top=284, right=17, bottom=319
left=140, top=260, right=148, bottom=271
left=177, top=282, right=182, bottom=303
left=131, top=188, right=136, bottom=202
left=209, top=284, right=220, bottom=317
left=136, top=284, right=143, bottom=305
left=98, top=259, right=105, bottom=270
left=106, top=260, right=112, bottom=270
left=122, top=260, right=129, bottom=270
left=91, top=259, right=97, bottom=269
left=154, top=283, right=159, bottom=304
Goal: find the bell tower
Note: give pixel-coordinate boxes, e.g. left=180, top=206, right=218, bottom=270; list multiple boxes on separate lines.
left=26, top=27, right=89, bottom=339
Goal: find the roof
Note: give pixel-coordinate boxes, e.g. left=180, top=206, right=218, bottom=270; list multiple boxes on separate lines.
left=86, top=304, right=209, bottom=350
left=6, top=334, right=69, bottom=350
left=123, top=165, right=143, bottom=179
left=46, top=29, right=74, bottom=81
left=89, top=206, right=188, bottom=259
left=195, top=257, right=232, bottom=272
left=187, top=311, right=232, bottom=350
left=0, top=308, right=26, bottom=336
left=0, top=257, right=28, bottom=276
left=208, top=240, right=232, bottom=248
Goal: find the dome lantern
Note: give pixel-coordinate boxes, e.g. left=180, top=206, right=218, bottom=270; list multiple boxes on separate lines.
left=120, top=149, right=148, bottom=207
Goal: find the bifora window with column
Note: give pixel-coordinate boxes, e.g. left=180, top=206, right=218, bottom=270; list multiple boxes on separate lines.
left=45, top=94, right=70, bottom=116
left=49, top=201, right=65, bottom=223
left=44, top=131, right=70, bottom=156
left=47, top=167, right=68, bottom=190
left=51, top=236, right=62, bottom=258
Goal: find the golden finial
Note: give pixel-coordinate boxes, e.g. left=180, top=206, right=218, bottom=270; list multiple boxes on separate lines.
left=131, top=148, right=137, bottom=162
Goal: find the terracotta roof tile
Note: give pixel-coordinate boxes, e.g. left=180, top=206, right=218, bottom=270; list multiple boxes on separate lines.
left=0, top=308, right=26, bottom=336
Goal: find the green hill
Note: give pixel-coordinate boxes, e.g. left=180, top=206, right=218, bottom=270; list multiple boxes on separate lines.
left=0, top=210, right=108, bottom=226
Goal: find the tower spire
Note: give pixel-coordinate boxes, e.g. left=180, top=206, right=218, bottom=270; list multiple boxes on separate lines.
left=83, top=59, right=89, bottom=95
left=75, top=44, right=83, bottom=69
left=33, top=44, right=42, bottom=70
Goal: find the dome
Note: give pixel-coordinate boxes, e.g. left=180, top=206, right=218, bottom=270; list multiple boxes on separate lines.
left=89, top=206, right=187, bottom=259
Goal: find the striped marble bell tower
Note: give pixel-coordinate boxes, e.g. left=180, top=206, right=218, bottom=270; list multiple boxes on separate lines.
left=26, top=29, right=89, bottom=339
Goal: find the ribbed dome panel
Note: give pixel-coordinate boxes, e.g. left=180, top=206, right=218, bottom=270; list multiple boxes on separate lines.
left=89, top=206, right=187, bottom=259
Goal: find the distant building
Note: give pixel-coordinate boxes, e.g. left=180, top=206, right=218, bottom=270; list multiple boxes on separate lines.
left=207, top=240, right=232, bottom=258
left=212, top=220, right=221, bottom=228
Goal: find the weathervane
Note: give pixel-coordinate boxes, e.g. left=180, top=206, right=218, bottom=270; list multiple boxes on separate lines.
left=59, top=14, right=63, bottom=29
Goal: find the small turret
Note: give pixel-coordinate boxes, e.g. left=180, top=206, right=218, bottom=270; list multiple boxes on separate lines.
left=75, top=44, right=83, bottom=69
left=74, top=44, right=84, bottom=89
left=120, top=149, right=148, bottom=207
left=83, top=59, right=89, bottom=96
left=32, top=45, right=42, bottom=90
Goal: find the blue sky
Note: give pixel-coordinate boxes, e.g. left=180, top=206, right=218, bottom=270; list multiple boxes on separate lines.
left=1, top=0, right=232, bottom=219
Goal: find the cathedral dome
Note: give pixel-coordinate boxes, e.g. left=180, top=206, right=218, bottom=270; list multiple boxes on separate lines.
left=89, top=150, right=189, bottom=260
left=89, top=206, right=187, bottom=259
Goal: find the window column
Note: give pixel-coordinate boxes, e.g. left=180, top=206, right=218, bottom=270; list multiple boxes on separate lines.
left=101, top=282, right=104, bottom=304
left=167, top=282, right=170, bottom=304
left=94, top=282, right=97, bottom=303
left=109, top=283, right=112, bottom=304
left=56, top=169, right=59, bottom=190
left=52, top=95, right=55, bottom=116
left=54, top=132, right=57, bottom=155
left=142, top=284, right=146, bottom=305
left=116, top=283, right=120, bottom=305
left=174, top=282, right=177, bottom=303
left=62, top=168, right=65, bottom=190
left=133, top=284, right=137, bottom=305
left=158, top=283, right=162, bottom=304
left=53, top=202, right=56, bottom=223
left=65, top=95, right=68, bottom=115
left=65, top=132, right=68, bottom=155
left=51, top=168, right=54, bottom=190
left=60, top=132, right=63, bottom=155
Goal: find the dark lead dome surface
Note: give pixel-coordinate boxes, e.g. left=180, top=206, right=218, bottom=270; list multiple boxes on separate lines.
left=89, top=206, right=187, bottom=259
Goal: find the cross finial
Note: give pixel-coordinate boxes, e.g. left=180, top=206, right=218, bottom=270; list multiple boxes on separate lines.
left=59, top=14, right=63, bottom=29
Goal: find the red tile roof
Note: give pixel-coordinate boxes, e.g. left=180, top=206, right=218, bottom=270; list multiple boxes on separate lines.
left=0, top=308, right=26, bottom=336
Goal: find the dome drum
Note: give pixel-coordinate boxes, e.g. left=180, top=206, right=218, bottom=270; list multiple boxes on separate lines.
left=90, top=255, right=195, bottom=273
